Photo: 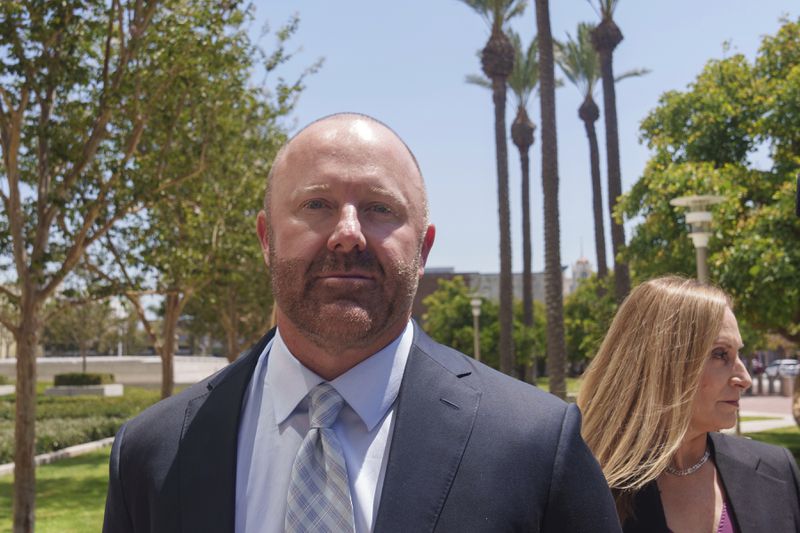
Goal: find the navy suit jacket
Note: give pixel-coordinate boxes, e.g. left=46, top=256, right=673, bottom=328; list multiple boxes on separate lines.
left=103, top=326, right=621, bottom=532
left=623, top=432, right=800, bottom=533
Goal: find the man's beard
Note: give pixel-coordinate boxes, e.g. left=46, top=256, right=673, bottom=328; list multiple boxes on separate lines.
left=270, top=246, right=421, bottom=353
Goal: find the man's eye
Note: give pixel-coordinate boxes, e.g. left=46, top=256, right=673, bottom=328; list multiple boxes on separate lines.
left=368, top=204, right=392, bottom=214
left=303, top=199, right=326, bottom=209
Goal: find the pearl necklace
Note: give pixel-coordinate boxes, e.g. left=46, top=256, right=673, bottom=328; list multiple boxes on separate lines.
left=664, top=448, right=711, bottom=476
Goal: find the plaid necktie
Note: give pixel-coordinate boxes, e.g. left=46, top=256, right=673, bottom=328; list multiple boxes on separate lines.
left=285, top=383, right=355, bottom=533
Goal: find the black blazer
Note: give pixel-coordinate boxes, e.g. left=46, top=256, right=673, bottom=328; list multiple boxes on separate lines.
left=623, top=432, right=800, bottom=533
left=103, top=326, right=621, bottom=532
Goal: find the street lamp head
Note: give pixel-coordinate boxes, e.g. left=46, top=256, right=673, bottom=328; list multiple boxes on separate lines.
left=669, top=194, right=725, bottom=210
left=670, top=195, right=725, bottom=245
left=670, top=194, right=725, bottom=285
left=470, top=297, right=482, bottom=318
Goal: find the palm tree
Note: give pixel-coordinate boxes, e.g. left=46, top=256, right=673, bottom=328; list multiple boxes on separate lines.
left=555, top=23, right=607, bottom=280
left=507, top=31, right=539, bottom=381
left=589, top=0, right=630, bottom=303
left=459, top=0, right=525, bottom=376
left=534, top=0, right=568, bottom=400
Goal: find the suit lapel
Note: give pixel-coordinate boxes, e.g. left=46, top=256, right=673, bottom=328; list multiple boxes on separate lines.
left=374, top=334, right=480, bottom=532
left=178, top=330, right=273, bottom=533
left=711, top=433, right=792, bottom=533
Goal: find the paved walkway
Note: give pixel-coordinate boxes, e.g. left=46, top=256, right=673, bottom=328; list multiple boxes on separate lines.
left=0, top=437, right=114, bottom=477
left=736, top=394, right=796, bottom=433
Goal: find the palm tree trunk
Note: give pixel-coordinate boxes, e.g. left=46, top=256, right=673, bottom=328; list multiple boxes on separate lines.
left=580, top=98, right=608, bottom=279
left=535, top=0, right=567, bottom=400
left=595, top=20, right=631, bottom=303
left=519, top=144, right=532, bottom=381
left=491, top=77, right=514, bottom=376
left=513, top=106, right=535, bottom=382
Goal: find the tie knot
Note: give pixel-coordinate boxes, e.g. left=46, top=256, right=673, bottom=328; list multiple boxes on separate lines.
left=308, top=382, right=344, bottom=429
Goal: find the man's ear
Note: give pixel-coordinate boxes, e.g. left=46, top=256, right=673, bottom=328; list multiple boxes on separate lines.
left=256, top=210, right=271, bottom=267
left=418, top=224, right=436, bottom=276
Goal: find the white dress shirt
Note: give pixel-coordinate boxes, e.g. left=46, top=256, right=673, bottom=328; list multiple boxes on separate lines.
left=235, top=322, right=414, bottom=533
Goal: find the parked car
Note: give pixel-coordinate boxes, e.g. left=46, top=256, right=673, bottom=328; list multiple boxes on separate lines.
left=765, top=359, right=800, bottom=378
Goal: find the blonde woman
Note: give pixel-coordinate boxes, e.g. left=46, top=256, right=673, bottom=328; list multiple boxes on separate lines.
left=578, top=276, right=800, bottom=532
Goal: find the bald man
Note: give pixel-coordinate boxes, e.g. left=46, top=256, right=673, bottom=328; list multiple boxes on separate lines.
left=103, top=114, right=620, bottom=532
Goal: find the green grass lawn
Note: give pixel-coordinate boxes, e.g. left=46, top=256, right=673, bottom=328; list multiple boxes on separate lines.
left=0, top=448, right=111, bottom=533
left=746, top=425, right=800, bottom=463
left=740, top=415, right=782, bottom=422
left=536, top=376, right=582, bottom=394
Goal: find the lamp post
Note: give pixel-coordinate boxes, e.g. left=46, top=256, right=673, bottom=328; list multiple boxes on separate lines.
left=669, top=195, right=724, bottom=284
left=470, top=297, right=482, bottom=362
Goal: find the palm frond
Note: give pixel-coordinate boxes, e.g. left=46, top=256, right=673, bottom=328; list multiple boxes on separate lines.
left=615, top=67, right=650, bottom=82
left=554, top=22, right=599, bottom=98
left=507, top=29, right=539, bottom=108
left=466, top=73, right=492, bottom=89
left=458, top=0, right=526, bottom=31
left=585, top=0, right=618, bottom=19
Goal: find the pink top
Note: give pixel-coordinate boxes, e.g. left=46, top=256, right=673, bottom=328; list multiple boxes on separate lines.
left=717, top=500, right=736, bottom=533
left=667, top=500, right=736, bottom=533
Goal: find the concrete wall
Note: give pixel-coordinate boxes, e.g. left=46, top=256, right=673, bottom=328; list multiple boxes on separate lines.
left=0, top=356, right=229, bottom=387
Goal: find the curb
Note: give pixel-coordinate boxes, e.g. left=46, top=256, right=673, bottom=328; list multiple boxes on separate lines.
left=0, top=436, right=114, bottom=477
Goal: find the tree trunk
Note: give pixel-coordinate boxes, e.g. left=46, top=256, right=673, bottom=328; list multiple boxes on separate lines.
left=594, top=20, right=631, bottom=303
left=580, top=96, right=608, bottom=279
left=513, top=106, right=535, bottom=382
left=491, top=76, right=514, bottom=377
left=225, top=321, right=239, bottom=363
left=160, top=293, right=181, bottom=399
left=14, top=295, right=42, bottom=533
left=535, top=0, right=567, bottom=400
left=80, top=340, right=87, bottom=374
left=793, top=374, right=800, bottom=427
left=223, top=290, right=240, bottom=362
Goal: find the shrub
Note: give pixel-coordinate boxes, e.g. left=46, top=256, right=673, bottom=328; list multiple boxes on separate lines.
left=0, top=386, right=160, bottom=463
left=0, top=375, right=8, bottom=385
left=53, top=373, right=115, bottom=386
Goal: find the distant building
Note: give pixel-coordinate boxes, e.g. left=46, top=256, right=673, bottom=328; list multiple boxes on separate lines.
left=568, top=257, right=593, bottom=294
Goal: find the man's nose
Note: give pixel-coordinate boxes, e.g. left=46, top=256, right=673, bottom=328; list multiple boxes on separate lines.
left=327, top=205, right=367, bottom=253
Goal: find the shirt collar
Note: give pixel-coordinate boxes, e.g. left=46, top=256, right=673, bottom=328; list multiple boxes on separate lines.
left=266, top=321, right=414, bottom=432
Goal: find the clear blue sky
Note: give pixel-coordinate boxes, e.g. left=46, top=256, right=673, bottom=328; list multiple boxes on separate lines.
left=256, top=1, right=798, bottom=275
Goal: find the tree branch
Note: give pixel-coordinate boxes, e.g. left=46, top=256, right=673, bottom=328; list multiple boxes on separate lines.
left=0, top=310, right=18, bottom=337
left=0, top=285, right=20, bottom=306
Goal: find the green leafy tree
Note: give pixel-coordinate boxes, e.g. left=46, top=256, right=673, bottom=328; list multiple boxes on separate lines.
left=421, top=276, right=545, bottom=376
left=616, top=19, right=800, bottom=421
left=0, top=2, right=274, bottom=527
left=181, top=212, right=274, bottom=362
left=42, top=298, right=113, bottom=369
left=85, top=13, right=313, bottom=398
left=564, top=274, right=616, bottom=365
left=459, top=0, right=526, bottom=376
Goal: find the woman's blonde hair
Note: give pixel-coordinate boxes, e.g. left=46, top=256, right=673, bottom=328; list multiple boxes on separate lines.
left=577, top=276, right=731, bottom=521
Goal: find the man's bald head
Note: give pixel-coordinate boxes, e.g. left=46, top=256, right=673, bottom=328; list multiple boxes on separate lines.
left=263, top=113, right=428, bottom=228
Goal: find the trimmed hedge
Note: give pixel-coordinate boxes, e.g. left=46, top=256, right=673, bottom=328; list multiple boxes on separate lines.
left=53, top=373, right=115, bottom=386
left=0, top=385, right=160, bottom=463
left=0, top=416, right=127, bottom=463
